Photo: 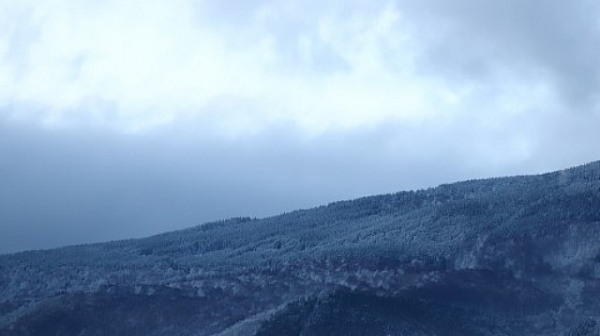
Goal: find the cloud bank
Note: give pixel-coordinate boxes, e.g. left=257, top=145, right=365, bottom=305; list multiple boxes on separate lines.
left=1, top=0, right=600, bottom=253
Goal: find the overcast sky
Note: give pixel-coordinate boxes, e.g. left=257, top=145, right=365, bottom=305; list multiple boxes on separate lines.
left=1, top=0, right=600, bottom=254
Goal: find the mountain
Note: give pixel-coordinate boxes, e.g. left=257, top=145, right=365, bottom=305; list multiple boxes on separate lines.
left=1, top=161, right=600, bottom=336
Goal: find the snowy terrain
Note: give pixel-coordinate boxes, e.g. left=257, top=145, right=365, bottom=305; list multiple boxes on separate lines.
left=1, top=161, right=600, bottom=335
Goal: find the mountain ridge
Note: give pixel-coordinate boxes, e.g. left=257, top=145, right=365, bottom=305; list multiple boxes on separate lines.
left=3, top=159, right=598, bottom=257
left=1, top=160, right=600, bottom=335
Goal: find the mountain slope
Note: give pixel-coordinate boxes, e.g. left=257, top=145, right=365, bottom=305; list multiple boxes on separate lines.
left=1, top=161, right=600, bottom=335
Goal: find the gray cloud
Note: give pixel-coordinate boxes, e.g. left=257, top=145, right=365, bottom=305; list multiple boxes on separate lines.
left=3, top=105, right=600, bottom=254
left=404, top=0, right=600, bottom=109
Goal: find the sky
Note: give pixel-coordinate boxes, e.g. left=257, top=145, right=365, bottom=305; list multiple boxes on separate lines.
left=1, top=0, right=600, bottom=254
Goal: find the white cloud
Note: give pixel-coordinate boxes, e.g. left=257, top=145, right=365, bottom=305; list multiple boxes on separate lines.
left=1, top=0, right=599, bottom=173
left=1, top=0, right=569, bottom=138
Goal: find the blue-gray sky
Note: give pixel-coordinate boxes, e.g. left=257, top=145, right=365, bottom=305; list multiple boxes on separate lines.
left=1, top=0, right=600, bottom=254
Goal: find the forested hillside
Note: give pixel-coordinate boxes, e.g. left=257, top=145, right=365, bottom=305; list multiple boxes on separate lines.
left=1, top=161, right=600, bottom=335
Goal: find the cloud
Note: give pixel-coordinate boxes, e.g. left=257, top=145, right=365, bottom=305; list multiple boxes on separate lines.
left=3, top=0, right=573, bottom=133
left=1, top=1, right=600, bottom=253
left=3, top=104, right=600, bottom=254
left=403, top=0, right=600, bottom=109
